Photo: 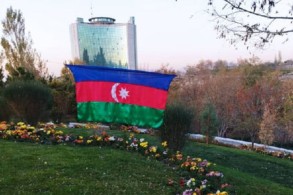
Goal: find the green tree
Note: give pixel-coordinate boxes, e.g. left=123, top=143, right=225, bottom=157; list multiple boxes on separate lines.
left=1, top=7, right=48, bottom=81
left=0, top=65, right=5, bottom=88
left=0, top=52, right=5, bottom=86
left=200, top=103, right=219, bottom=144
left=49, top=66, right=76, bottom=123
left=0, top=68, right=10, bottom=120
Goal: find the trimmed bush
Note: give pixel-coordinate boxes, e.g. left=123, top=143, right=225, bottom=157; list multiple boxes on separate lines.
left=3, top=80, right=53, bottom=125
left=160, top=102, right=193, bottom=151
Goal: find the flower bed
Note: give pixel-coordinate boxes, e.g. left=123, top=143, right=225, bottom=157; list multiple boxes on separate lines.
left=0, top=121, right=231, bottom=195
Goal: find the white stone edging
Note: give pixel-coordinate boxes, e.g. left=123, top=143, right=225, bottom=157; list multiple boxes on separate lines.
left=188, top=134, right=293, bottom=155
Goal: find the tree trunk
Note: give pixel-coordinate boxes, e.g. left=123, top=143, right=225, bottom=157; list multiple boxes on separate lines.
left=206, top=132, right=209, bottom=144
left=251, top=137, right=255, bottom=149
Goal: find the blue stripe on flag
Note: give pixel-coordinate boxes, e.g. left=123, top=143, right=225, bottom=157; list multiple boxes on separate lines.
left=66, top=65, right=176, bottom=91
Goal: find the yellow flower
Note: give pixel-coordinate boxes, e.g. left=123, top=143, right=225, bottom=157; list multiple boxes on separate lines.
left=96, top=136, right=102, bottom=141
left=140, top=141, right=148, bottom=148
left=215, top=190, right=228, bottom=195
left=190, top=166, right=196, bottom=171
left=47, top=131, right=51, bottom=135
left=78, top=136, right=83, bottom=140
left=27, top=126, right=35, bottom=131
left=161, top=141, right=167, bottom=147
left=149, top=146, right=157, bottom=153
left=55, top=131, right=63, bottom=135
left=17, top=122, right=25, bottom=126
left=87, top=140, right=93, bottom=144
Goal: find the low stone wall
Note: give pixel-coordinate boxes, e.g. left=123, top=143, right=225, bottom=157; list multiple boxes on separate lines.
left=188, top=134, right=293, bottom=155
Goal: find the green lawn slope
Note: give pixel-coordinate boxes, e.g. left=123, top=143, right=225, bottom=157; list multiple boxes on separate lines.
left=0, top=140, right=177, bottom=194
left=1, top=128, right=292, bottom=195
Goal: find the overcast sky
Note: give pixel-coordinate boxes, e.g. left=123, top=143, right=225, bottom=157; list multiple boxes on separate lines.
left=1, top=0, right=292, bottom=76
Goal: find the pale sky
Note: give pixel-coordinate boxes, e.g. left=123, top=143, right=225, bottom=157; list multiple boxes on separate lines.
left=1, top=0, right=292, bottom=76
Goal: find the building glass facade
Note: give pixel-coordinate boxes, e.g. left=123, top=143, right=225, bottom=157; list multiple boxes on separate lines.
left=70, top=17, right=137, bottom=69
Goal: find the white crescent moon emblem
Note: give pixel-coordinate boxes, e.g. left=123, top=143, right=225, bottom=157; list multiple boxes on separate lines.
left=111, top=83, right=120, bottom=102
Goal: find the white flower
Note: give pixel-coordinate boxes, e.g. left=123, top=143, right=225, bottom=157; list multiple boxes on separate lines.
left=109, top=136, right=115, bottom=141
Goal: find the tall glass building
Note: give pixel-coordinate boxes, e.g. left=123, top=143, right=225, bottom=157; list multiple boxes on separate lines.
left=70, top=17, right=137, bottom=69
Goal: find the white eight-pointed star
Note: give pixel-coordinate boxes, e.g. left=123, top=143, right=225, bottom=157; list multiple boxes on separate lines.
left=119, top=88, right=129, bottom=99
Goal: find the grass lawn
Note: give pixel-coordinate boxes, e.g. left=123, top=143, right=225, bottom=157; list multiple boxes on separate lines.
left=1, top=128, right=293, bottom=194
left=0, top=140, right=178, bottom=194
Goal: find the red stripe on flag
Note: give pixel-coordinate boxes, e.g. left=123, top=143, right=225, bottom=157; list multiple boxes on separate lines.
left=76, top=81, right=168, bottom=110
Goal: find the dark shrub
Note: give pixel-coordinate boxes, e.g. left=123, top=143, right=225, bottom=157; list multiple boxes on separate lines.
left=3, top=80, right=53, bottom=125
left=160, top=102, right=194, bottom=151
left=0, top=95, right=10, bottom=121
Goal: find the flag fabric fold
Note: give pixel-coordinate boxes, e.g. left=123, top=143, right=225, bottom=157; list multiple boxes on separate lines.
left=66, top=65, right=176, bottom=128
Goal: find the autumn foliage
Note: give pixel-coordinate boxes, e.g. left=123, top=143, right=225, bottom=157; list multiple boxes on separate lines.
left=160, top=59, right=293, bottom=147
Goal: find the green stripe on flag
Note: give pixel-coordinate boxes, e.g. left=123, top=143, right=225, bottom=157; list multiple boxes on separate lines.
left=77, top=102, right=164, bottom=128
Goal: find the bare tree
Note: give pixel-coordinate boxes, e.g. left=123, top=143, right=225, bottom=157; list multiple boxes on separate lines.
left=208, top=0, right=293, bottom=48
left=276, top=79, right=293, bottom=144
left=206, top=71, right=241, bottom=137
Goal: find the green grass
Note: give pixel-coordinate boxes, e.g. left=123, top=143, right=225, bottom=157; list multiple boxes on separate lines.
left=0, top=140, right=177, bottom=194
left=1, top=128, right=293, bottom=194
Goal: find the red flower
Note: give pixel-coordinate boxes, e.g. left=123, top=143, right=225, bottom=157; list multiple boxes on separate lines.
left=180, top=178, right=185, bottom=187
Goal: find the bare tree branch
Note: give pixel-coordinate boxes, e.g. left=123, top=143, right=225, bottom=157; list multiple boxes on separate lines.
left=222, top=0, right=293, bottom=20
left=208, top=0, right=293, bottom=48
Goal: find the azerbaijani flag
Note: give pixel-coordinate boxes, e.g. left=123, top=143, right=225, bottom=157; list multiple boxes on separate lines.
left=66, top=65, right=176, bottom=128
